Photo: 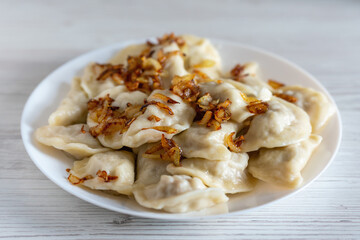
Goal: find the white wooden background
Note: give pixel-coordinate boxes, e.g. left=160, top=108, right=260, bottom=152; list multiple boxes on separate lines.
left=1, top=0, right=359, bottom=239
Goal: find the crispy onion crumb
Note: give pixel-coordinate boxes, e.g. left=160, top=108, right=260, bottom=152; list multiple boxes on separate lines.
left=225, top=132, right=245, bottom=153
left=196, top=93, right=232, bottom=130
left=88, top=94, right=143, bottom=137
left=274, top=93, right=297, bottom=103
left=246, top=101, right=269, bottom=115
left=268, top=79, right=285, bottom=89
left=96, top=170, right=118, bottom=182
left=144, top=134, right=182, bottom=166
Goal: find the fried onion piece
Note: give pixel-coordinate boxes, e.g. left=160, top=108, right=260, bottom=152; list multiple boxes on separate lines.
left=147, top=115, right=161, bottom=122
left=145, top=142, right=163, bottom=154
left=141, top=101, right=174, bottom=115
left=198, top=111, right=213, bottom=125
left=141, top=126, right=178, bottom=134
left=151, top=93, right=179, bottom=104
left=88, top=95, right=143, bottom=137
left=143, top=134, right=182, bottom=166
left=171, top=75, right=200, bottom=103
left=148, top=33, right=185, bottom=48
left=225, top=132, right=245, bottom=153
left=246, top=101, right=269, bottom=115
left=193, top=59, right=216, bottom=68
left=268, top=79, right=285, bottom=89
left=273, top=93, right=297, bottom=103
left=239, top=92, right=259, bottom=103
left=195, top=93, right=232, bottom=130
left=68, top=174, right=93, bottom=185
left=80, top=125, right=86, bottom=134
left=96, top=170, right=118, bottom=182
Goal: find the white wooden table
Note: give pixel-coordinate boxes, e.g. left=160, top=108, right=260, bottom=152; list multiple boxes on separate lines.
left=1, top=0, right=359, bottom=239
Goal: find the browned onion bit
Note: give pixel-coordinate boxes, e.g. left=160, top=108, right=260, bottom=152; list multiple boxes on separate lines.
left=195, top=92, right=232, bottom=131
left=144, top=134, right=182, bottom=166
left=80, top=125, right=86, bottom=134
left=246, top=101, right=269, bottom=115
left=141, top=126, right=178, bottom=134
left=268, top=79, right=285, bottom=89
left=170, top=75, right=200, bottom=103
left=141, top=101, right=174, bottom=115
left=88, top=95, right=143, bottom=137
left=273, top=93, right=297, bottom=103
left=96, top=170, right=118, bottom=182
left=68, top=174, right=93, bottom=185
left=225, top=132, right=245, bottom=153
left=147, top=115, right=161, bottom=122
left=151, top=93, right=179, bottom=104
left=230, top=64, right=250, bottom=81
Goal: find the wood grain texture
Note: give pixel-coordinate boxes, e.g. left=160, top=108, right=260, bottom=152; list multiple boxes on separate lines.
left=0, top=0, right=359, bottom=239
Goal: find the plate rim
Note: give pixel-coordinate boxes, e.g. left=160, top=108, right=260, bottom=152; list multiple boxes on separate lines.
left=21, top=38, right=342, bottom=220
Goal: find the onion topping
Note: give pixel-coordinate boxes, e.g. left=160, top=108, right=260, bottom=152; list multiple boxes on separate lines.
left=96, top=170, right=118, bottom=182
left=147, top=115, right=161, bottom=122
left=268, top=79, right=285, bottom=89
left=246, top=101, right=269, bottom=115
left=195, top=93, right=232, bottom=130
left=171, top=74, right=200, bottom=103
left=141, top=126, right=178, bottom=134
left=225, top=132, right=245, bottom=153
left=88, top=94, right=143, bottom=137
left=274, top=93, right=297, bottom=103
left=144, top=134, right=182, bottom=166
left=68, top=174, right=93, bottom=185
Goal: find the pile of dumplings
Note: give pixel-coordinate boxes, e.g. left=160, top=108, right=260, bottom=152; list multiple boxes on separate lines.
left=35, top=34, right=335, bottom=213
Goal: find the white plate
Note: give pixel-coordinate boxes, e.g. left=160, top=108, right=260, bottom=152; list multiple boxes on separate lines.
left=21, top=38, right=342, bottom=220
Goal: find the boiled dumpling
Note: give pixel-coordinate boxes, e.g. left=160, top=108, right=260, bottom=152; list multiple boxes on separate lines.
left=182, top=35, right=222, bottom=79
left=35, top=124, right=109, bottom=159
left=48, top=77, right=89, bottom=126
left=166, top=153, right=255, bottom=194
left=199, top=81, right=253, bottom=123
left=80, top=62, right=117, bottom=98
left=87, top=86, right=148, bottom=149
left=135, top=143, right=170, bottom=186
left=222, top=78, right=272, bottom=102
left=276, top=85, right=335, bottom=132
left=229, top=62, right=271, bottom=93
left=133, top=175, right=228, bottom=213
left=109, top=43, right=148, bottom=65
left=248, top=134, right=322, bottom=188
left=68, top=151, right=135, bottom=195
left=123, top=89, right=196, bottom=147
left=153, top=42, right=188, bottom=89
left=241, top=97, right=312, bottom=152
left=173, top=121, right=240, bottom=161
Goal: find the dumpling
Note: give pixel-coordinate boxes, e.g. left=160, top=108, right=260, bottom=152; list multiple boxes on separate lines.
left=166, top=153, right=255, bottom=194
left=241, top=97, right=312, bottom=152
left=229, top=62, right=270, bottom=92
left=80, top=63, right=117, bottom=98
left=173, top=121, right=240, bottom=161
left=122, top=89, right=196, bottom=148
left=276, top=85, right=335, bottom=132
left=182, top=35, right=222, bottom=79
left=222, top=78, right=272, bottom=102
left=133, top=175, right=228, bottom=213
left=199, top=81, right=253, bottom=123
left=68, top=151, right=135, bottom=195
left=154, top=42, right=188, bottom=89
left=35, top=124, right=109, bottom=159
left=109, top=43, right=148, bottom=65
left=248, top=134, right=322, bottom=188
left=48, top=77, right=88, bottom=126
left=135, top=143, right=170, bottom=186
left=87, top=86, right=148, bottom=149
